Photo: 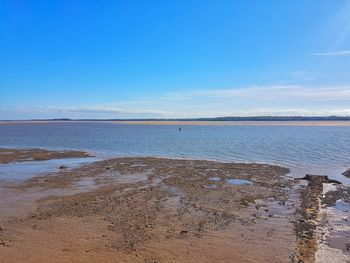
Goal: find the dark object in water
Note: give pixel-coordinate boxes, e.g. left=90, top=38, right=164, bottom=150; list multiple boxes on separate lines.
left=346, top=243, right=350, bottom=251
left=59, top=165, right=68, bottom=169
left=342, top=169, right=350, bottom=178
left=178, top=127, right=182, bottom=131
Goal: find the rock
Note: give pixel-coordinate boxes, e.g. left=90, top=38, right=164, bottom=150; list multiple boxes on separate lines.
left=240, top=200, right=249, bottom=206
left=254, top=199, right=267, bottom=207
left=59, top=165, right=68, bottom=169
left=299, top=174, right=341, bottom=185
left=0, top=238, right=9, bottom=247
left=179, top=230, right=188, bottom=238
left=342, top=169, right=350, bottom=178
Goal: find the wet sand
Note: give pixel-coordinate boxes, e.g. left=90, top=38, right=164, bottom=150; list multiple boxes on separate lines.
left=0, top=148, right=91, bottom=164
left=0, top=149, right=349, bottom=262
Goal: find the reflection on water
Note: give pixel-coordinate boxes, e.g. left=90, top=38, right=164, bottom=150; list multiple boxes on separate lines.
left=321, top=199, right=350, bottom=254
left=226, top=179, right=252, bottom=185
left=335, top=200, right=350, bottom=212
left=208, top=177, right=221, bottom=181
left=0, top=157, right=97, bottom=181
left=0, top=122, right=349, bottom=184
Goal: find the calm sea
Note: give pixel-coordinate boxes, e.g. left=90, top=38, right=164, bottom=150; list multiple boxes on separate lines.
left=0, top=122, right=349, bottom=184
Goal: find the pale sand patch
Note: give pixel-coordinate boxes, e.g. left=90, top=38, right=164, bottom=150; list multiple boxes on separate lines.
left=109, top=120, right=350, bottom=126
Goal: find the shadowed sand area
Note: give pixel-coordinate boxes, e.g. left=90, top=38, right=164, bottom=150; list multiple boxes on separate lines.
left=0, top=149, right=349, bottom=262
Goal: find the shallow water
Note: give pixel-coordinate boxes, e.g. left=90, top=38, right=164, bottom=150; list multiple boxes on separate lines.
left=208, top=177, right=221, bottom=181
left=335, top=200, right=350, bottom=212
left=0, top=122, right=349, bottom=184
left=0, top=157, right=97, bottom=181
left=226, top=179, right=252, bottom=185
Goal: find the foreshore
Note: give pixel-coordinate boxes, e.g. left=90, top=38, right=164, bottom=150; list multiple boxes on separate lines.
left=0, top=148, right=349, bottom=262
left=0, top=148, right=91, bottom=164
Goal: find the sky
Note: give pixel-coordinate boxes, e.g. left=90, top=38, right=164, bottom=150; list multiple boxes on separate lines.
left=1, top=0, right=350, bottom=119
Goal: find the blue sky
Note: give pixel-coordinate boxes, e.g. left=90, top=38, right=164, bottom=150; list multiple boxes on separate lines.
left=1, top=1, right=350, bottom=119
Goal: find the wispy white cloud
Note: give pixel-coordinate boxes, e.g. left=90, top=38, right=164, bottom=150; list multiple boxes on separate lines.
left=311, top=50, right=350, bottom=56
left=11, top=85, right=350, bottom=119
left=224, top=108, right=350, bottom=117
left=30, top=106, right=170, bottom=116
left=189, top=85, right=350, bottom=101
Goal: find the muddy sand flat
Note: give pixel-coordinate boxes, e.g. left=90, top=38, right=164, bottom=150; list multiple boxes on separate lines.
left=0, top=148, right=91, bottom=164
left=0, top=149, right=349, bottom=263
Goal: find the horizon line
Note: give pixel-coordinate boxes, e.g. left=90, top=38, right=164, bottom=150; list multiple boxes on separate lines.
left=2, top=115, right=350, bottom=122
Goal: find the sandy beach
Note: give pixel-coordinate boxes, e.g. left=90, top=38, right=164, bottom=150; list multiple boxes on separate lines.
left=2, top=1, right=349, bottom=262
left=0, top=148, right=349, bottom=263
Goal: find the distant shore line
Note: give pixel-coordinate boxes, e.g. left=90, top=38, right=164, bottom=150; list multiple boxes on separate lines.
left=1, top=120, right=350, bottom=126
left=2, top=116, right=350, bottom=122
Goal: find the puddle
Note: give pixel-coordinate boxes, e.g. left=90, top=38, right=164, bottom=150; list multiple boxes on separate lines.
left=318, top=199, right=350, bottom=256
left=335, top=200, right=350, bottom=212
left=207, top=177, right=252, bottom=187
left=0, top=157, right=97, bottom=182
left=208, top=176, right=221, bottom=181
left=226, top=179, right=252, bottom=185
left=205, top=168, right=219, bottom=172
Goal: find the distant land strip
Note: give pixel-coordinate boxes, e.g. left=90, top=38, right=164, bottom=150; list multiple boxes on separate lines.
left=1, top=116, right=350, bottom=126
left=2, top=116, right=350, bottom=122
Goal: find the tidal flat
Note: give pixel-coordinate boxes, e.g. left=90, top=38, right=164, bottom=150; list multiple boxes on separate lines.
left=0, top=148, right=349, bottom=263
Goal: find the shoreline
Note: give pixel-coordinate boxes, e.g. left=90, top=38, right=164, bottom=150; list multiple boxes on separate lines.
left=0, top=149, right=349, bottom=262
